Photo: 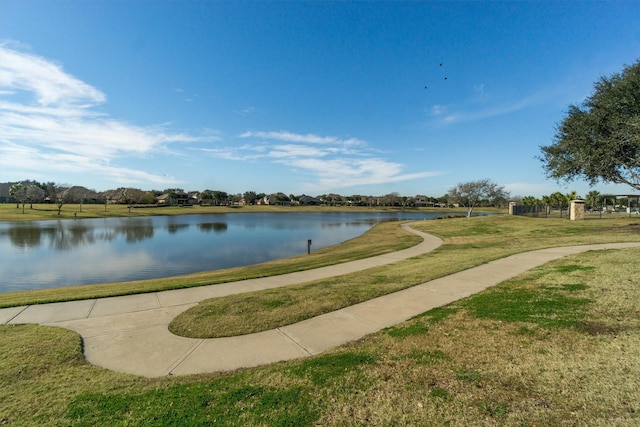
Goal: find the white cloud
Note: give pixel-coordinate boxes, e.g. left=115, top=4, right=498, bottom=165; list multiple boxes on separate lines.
left=429, top=105, right=447, bottom=116
left=0, top=44, right=105, bottom=106
left=472, top=84, right=485, bottom=94
left=234, top=106, right=255, bottom=116
left=196, top=146, right=265, bottom=162
left=289, top=157, right=442, bottom=190
left=268, top=144, right=326, bottom=159
left=240, top=130, right=366, bottom=147
left=0, top=44, right=215, bottom=187
left=203, top=130, right=443, bottom=191
left=428, top=88, right=547, bottom=126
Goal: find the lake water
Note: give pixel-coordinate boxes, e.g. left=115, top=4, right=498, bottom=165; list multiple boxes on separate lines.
left=0, top=211, right=455, bottom=293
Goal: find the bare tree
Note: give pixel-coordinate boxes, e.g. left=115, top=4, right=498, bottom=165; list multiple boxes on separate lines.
left=123, top=188, right=147, bottom=212
left=9, top=183, right=25, bottom=210
left=47, top=183, right=70, bottom=216
left=25, top=184, right=45, bottom=209
left=447, top=179, right=510, bottom=217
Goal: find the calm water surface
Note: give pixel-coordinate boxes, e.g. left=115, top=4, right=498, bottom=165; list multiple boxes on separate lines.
left=0, top=211, right=452, bottom=293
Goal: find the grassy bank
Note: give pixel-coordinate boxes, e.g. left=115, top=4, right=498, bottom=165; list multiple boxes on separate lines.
left=0, top=202, right=467, bottom=222
left=0, top=202, right=459, bottom=307
left=1, top=215, right=639, bottom=425
left=170, top=215, right=640, bottom=338
left=0, top=219, right=422, bottom=308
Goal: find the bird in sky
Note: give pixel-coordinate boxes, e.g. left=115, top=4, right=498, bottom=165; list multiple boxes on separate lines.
left=424, top=62, right=446, bottom=89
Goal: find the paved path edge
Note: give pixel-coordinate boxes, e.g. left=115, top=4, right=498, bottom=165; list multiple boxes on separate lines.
left=2, top=225, right=639, bottom=377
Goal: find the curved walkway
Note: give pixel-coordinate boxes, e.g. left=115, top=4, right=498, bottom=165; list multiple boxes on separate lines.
left=2, top=224, right=639, bottom=377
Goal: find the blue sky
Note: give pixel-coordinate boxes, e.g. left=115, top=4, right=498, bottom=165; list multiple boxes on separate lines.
left=1, top=1, right=639, bottom=198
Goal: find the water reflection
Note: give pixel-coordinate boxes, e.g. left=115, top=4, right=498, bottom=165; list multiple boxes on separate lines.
left=109, top=219, right=154, bottom=243
left=199, top=223, right=228, bottom=233
left=5, top=225, right=44, bottom=248
left=0, top=212, right=455, bottom=292
left=1, top=218, right=155, bottom=248
left=51, top=222, right=94, bottom=251
left=167, top=223, right=190, bottom=234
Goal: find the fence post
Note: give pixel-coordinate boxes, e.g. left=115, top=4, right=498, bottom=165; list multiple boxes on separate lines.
left=570, top=200, right=585, bottom=221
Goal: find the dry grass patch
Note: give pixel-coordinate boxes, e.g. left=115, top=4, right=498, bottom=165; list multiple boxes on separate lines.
left=2, top=228, right=639, bottom=425
left=0, top=324, right=146, bottom=425
left=312, top=247, right=640, bottom=426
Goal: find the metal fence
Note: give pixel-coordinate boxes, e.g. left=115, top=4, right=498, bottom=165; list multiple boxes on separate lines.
left=511, top=204, right=568, bottom=218
left=512, top=204, right=639, bottom=219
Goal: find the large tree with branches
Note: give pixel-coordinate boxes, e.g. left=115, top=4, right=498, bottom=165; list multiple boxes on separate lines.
left=447, top=178, right=510, bottom=217
left=539, top=60, right=640, bottom=191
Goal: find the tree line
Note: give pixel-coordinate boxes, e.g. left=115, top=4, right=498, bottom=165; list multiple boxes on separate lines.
left=519, top=190, right=637, bottom=212
left=4, top=59, right=639, bottom=217
left=4, top=179, right=514, bottom=216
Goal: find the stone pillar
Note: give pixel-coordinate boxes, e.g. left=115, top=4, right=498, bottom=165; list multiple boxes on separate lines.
left=509, top=201, right=516, bottom=215
left=570, top=200, right=585, bottom=221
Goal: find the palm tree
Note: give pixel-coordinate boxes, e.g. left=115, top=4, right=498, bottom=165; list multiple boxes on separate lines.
left=585, top=190, right=601, bottom=211
left=566, top=190, right=581, bottom=201
left=548, top=192, right=567, bottom=208
left=9, top=183, right=22, bottom=208
left=541, top=195, right=552, bottom=215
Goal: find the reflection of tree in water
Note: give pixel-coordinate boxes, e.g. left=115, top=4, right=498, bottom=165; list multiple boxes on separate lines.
left=164, top=216, right=191, bottom=234
left=2, top=222, right=96, bottom=250
left=3, top=226, right=44, bottom=248
left=47, top=222, right=95, bottom=251
left=167, top=223, right=190, bottom=234
left=108, top=219, right=155, bottom=243
left=198, top=222, right=228, bottom=233
left=2, top=218, right=156, bottom=250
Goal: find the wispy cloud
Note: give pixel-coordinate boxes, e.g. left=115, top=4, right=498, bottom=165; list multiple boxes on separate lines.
left=0, top=43, right=215, bottom=187
left=288, top=157, right=443, bottom=191
left=428, top=88, right=546, bottom=125
left=199, top=130, right=443, bottom=191
left=233, top=106, right=255, bottom=116
left=239, top=130, right=366, bottom=147
left=1, top=44, right=106, bottom=106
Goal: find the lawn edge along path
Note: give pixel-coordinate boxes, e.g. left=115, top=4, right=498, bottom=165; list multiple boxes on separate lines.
left=2, top=224, right=639, bottom=377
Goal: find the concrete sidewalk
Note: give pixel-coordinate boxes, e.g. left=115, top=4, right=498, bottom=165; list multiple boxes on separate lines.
left=2, top=224, right=639, bottom=377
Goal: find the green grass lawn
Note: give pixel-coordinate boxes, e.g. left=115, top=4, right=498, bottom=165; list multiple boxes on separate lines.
left=0, top=217, right=422, bottom=308
left=170, top=215, right=640, bottom=338
left=0, top=202, right=462, bottom=222
left=1, top=215, right=640, bottom=425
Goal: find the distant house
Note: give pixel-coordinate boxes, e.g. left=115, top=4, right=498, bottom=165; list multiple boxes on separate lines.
left=258, top=193, right=291, bottom=206
left=156, top=191, right=189, bottom=205
left=322, top=194, right=344, bottom=206
left=256, top=195, right=269, bottom=205
left=103, top=188, right=130, bottom=204
left=0, top=182, right=12, bottom=203
left=298, top=194, right=322, bottom=205
left=66, top=186, right=100, bottom=204
left=156, top=194, right=170, bottom=205
left=413, top=195, right=435, bottom=207
left=188, top=192, right=200, bottom=205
